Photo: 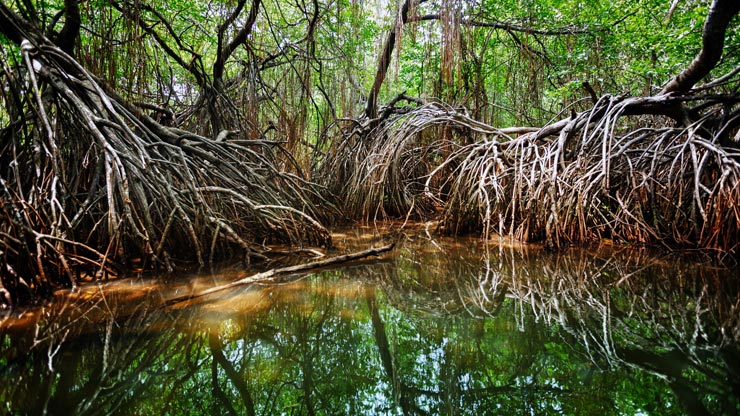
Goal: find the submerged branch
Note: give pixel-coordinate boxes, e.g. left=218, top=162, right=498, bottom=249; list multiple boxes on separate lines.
left=164, top=243, right=396, bottom=306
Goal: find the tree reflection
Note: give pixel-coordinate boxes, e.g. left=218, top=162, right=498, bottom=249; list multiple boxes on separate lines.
left=375, top=237, right=740, bottom=415
left=0, top=289, right=209, bottom=415
left=1, top=236, right=738, bottom=415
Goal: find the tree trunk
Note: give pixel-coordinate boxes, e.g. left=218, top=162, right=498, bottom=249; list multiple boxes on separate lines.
left=55, top=0, right=80, bottom=55
left=662, top=0, right=740, bottom=94
left=365, top=0, right=425, bottom=119
left=0, top=3, right=40, bottom=45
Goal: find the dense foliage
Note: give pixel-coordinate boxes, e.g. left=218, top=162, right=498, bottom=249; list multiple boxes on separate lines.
left=3, top=0, right=736, bottom=140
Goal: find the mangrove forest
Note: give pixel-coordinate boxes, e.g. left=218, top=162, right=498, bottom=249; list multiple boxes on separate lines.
left=1, top=0, right=740, bottom=414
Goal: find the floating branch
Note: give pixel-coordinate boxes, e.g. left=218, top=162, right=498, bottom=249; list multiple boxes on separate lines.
left=164, top=243, right=396, bottom=306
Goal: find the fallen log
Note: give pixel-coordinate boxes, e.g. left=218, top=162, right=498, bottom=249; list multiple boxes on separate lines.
left=164, top=243, right=396, bottom=306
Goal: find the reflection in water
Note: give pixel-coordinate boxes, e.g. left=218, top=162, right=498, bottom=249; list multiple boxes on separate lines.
left=1, top=228, right=739, bottom=415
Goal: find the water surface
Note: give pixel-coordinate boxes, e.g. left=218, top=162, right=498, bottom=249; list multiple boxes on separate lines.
left=1, top=226, right=739, bottom=415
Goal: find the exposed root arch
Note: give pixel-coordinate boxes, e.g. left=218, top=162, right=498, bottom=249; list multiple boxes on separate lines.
left=433, top=91, right=740, bottom=254
left=0, top=37, right=332, bottom=304
left=322, top=99, right=533, bottom=220
left=324, top=81, right=740, bottom=255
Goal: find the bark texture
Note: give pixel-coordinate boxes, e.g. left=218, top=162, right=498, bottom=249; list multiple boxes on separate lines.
left=662, top=0, right=740, bottom=93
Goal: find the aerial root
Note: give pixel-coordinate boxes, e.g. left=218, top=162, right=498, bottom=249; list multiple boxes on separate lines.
left=0, top=38, right=332, bottom=302
left=321, top=100, right=514, bottom=220
left=434, top=92, right=740, bottom=253
left=325, top=90, right=740, bottom=255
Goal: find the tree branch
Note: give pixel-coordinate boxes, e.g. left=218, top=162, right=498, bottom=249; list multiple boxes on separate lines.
left=0, top=2, right=41, bottom=45
left=110, top=1, right=208, bottom=87
left=662, top=0, right=740, bottom=94
left=163, top=243, right=395, bottom=306
left=55, top=0, right=80, bottom=55
left=365, top=0, right=427, bottom=119
left=411, top=14, right=591, bottom=35
left=213, top=0, right=261, bottom=85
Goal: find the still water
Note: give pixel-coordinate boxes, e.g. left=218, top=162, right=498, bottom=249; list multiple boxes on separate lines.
left=1, top=226, right=739, bottom=415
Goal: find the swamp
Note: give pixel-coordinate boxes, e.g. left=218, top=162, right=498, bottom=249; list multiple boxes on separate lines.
left=1, top=0, right=740, bottom=414
left=2, top=226, right=740, bottom=414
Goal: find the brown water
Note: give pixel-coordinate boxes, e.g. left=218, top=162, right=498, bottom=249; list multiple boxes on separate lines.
left=1, top=225, right=739, bottom=415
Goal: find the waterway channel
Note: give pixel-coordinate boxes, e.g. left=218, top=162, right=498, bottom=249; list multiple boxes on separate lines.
left=1, top=225, right=739, bottom=415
